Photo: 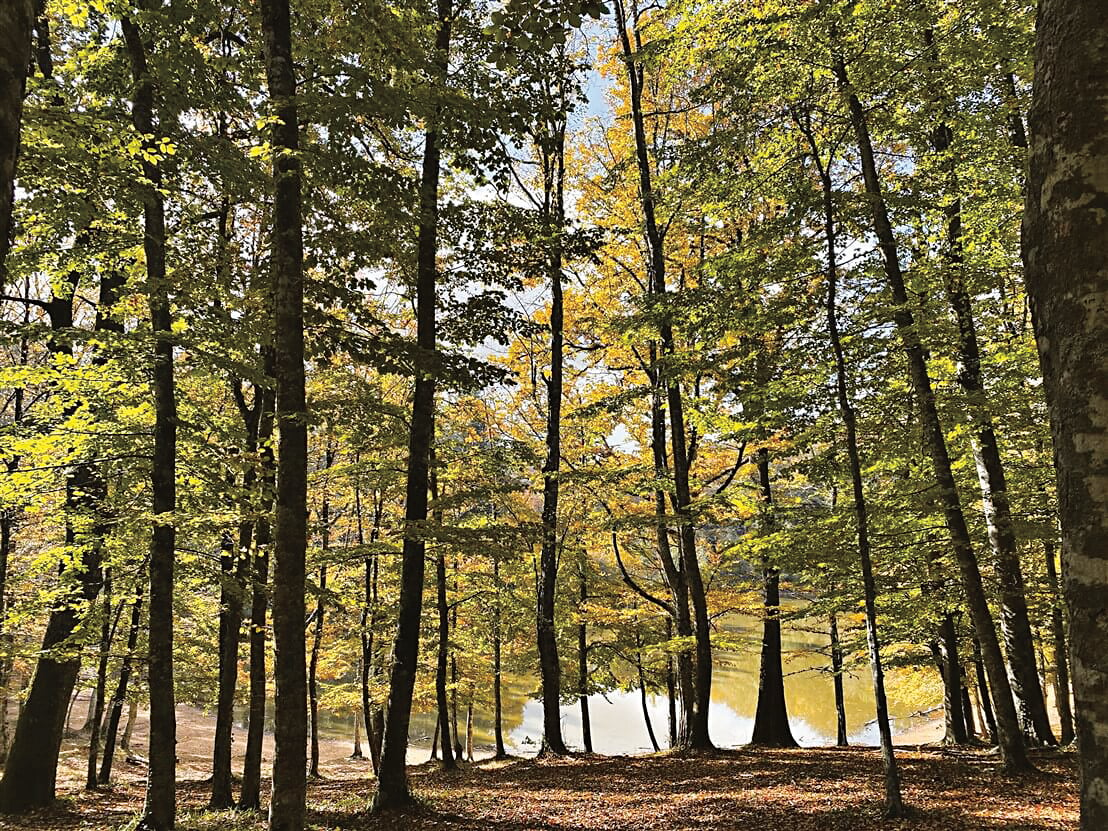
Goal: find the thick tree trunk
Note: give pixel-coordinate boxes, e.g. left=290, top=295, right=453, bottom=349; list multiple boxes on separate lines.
left=121, top=12, right=178, bottom=827
left=935, top=617, right=968, bottom=745
left=750, top=450, right=797, bottom=748
left=1043, top=541, right=1075, bottom=744
left=1024, top=4, right=1108, bottom=822
left=0, top=0, right=33, bottom=276
left=373, top=1, right=451, bottom=810
left=832, top=43, right=1030, bottom=772
left=98, top=576, right=143, bottom=785
left=259, top=0, right=309, bottom=817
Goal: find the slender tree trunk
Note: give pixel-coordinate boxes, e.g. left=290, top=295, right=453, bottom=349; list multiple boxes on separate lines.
left=832, top=43, right=1029, bottom=772
left=85, top=571, right=112, bottom=788
left=923, top=29, right=1055, bottom=746
left=351, top=711, right=362, bottom=759
left=665, top=618, right=677, bottom=749
left=373, top=2, right=451, bottom=810
left=972, top=636, right=997, bottom=743
left=239, top=375, right=274, bottom=812
left=357, top=486, right=383, bottom=774
left=308, top=563, right=326, bottom=779
left=0, top=0, right=33, bottom=276
left=1043, top=540, right=1074, bottom=744
left=122, top=697, right=137, bottom=752
left=960, top=670, right=977, bottom=739
left=829, top=613, right=847, bottom=747
left=577, top=563, right=591, bottom=753
left=99, top=575, right=144, bottom=785
left=635, top=637, right=660, bottom=753
left=614, top=0, right=711, bottom=749
left=465, top=699, right=473, bottom=762
left=435, top=547, right=455, bottom=769
left=750, top=450, right=796, bottom=748
left=809, top=134, right=904, bottom=813
left=492, top=552, right=506, bottom=760
left=1024, top=3, right=1108, bottom=820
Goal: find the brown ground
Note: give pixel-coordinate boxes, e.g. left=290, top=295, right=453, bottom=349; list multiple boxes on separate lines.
left=0, top=745, right=1077, bottom=830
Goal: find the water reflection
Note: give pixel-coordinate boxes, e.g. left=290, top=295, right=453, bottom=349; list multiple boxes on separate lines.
left=282, top=614, right=941, bottom=757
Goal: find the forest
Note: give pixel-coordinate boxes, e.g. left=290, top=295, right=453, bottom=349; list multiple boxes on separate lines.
left=0, top=0, right=1105, bottom=829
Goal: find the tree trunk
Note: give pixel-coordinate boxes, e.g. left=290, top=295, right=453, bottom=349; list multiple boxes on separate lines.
left=239, top=372, right=274, bottom=812
left=577, top=563, right=591, bottom=753
left=750, top=450, right=797, bottom=748
left=665, top=618, right=677, bottom=750
left=259, top=0, right=309, bottom=816
left=1043, top=540, right=1075, bottom=744
left=99, top=575, right=144, bottom=785
left=1024, top=3, right=1108, bottom=820
left=308, top=563, right=326, bottom=779
left=210, top=500, right=246, bottom=807
left=357, top=486, right=384, bottom=774
left=614, top=0, right=711, bottom=750
left=492, top=551, right=506, bottom=760
left=372, top=1, right=451, bottom=811
left=85, top=571, right=112, bottom=788
left=435, top=547, right=455, bottom=769
left=832, top=42, right=1030, bottom=772
left=536, top=93, right=568, bottom=756
left=0, top=0, right=33, bottom=275
left=829, top=613, right=847, bottom=747
left=351, top=711, right=362, bottom=759
left=923, top=30, right=1055, bottom=747
left=935, top=617, right=968, bottom=745
left=635, top=638, right=660, bottom=753
left=465, top=699, right=473, bottom=762
left=810, top=132, right=904, bottom=813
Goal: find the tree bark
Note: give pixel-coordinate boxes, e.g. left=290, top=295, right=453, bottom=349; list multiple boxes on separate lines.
left=435, top=546, right=455, bottom=768
left=832, top=41, right=1030, bottom=771
left=85, top=571, right=113, bottom=789
left=1023, top=2, right=1108, bottom=821
left=635, top=635, right=659, bottom=753
left=308, top=442, right=333, bottom=781
left=492, top=550, right=506, bottom=759
left=259, top=0, right=309, bottom=818
left=0, top=0, right=33, bottom=278
left=372, top=1, right=451, bottom=810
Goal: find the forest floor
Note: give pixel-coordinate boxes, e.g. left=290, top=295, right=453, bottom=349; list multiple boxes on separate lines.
left=0, top=742, right=1077, bottom=830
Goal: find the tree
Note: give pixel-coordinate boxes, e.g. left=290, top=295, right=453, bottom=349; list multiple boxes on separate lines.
left=1023, top=0, right=1108, bottom=824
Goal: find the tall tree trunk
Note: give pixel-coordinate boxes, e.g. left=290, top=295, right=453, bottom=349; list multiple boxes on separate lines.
left=85, top=570, right=112, bottom=788
left=614, top=0, right=711, bottom=749
left=665, top=618, right=677, bottom=750
left=492, top=550, right=506, bottom=760
left=122, top=13, right=178, bottom=827
left=210, top=493, right=245, bottom=807
left=832, top=41, right=1030, bottom=772
left=372, top=1, right=451, bottom=810
left=536, top=90, right=568, bottom=756
left=259, top=0, right=309, bottom=816
left=0, top=0, right=33, bottom=276
left=972, top=635, right=997, bottom=743
left=577, top=562, right=591, bottom=754
left=1043, top=540, right=1074, bottom=744
left=99, top=574, right=144, bottom=785
left=750, top=450, right=796, bottom=748
left=829, top=613, right=847, bottom=747
left=357, top=486, right=383, bottom=774
left=239, top=373, right=274, bottom=812
left=808, top=128, right=904, bottom=813
left=1024, top=3, right=1108, bottom=821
